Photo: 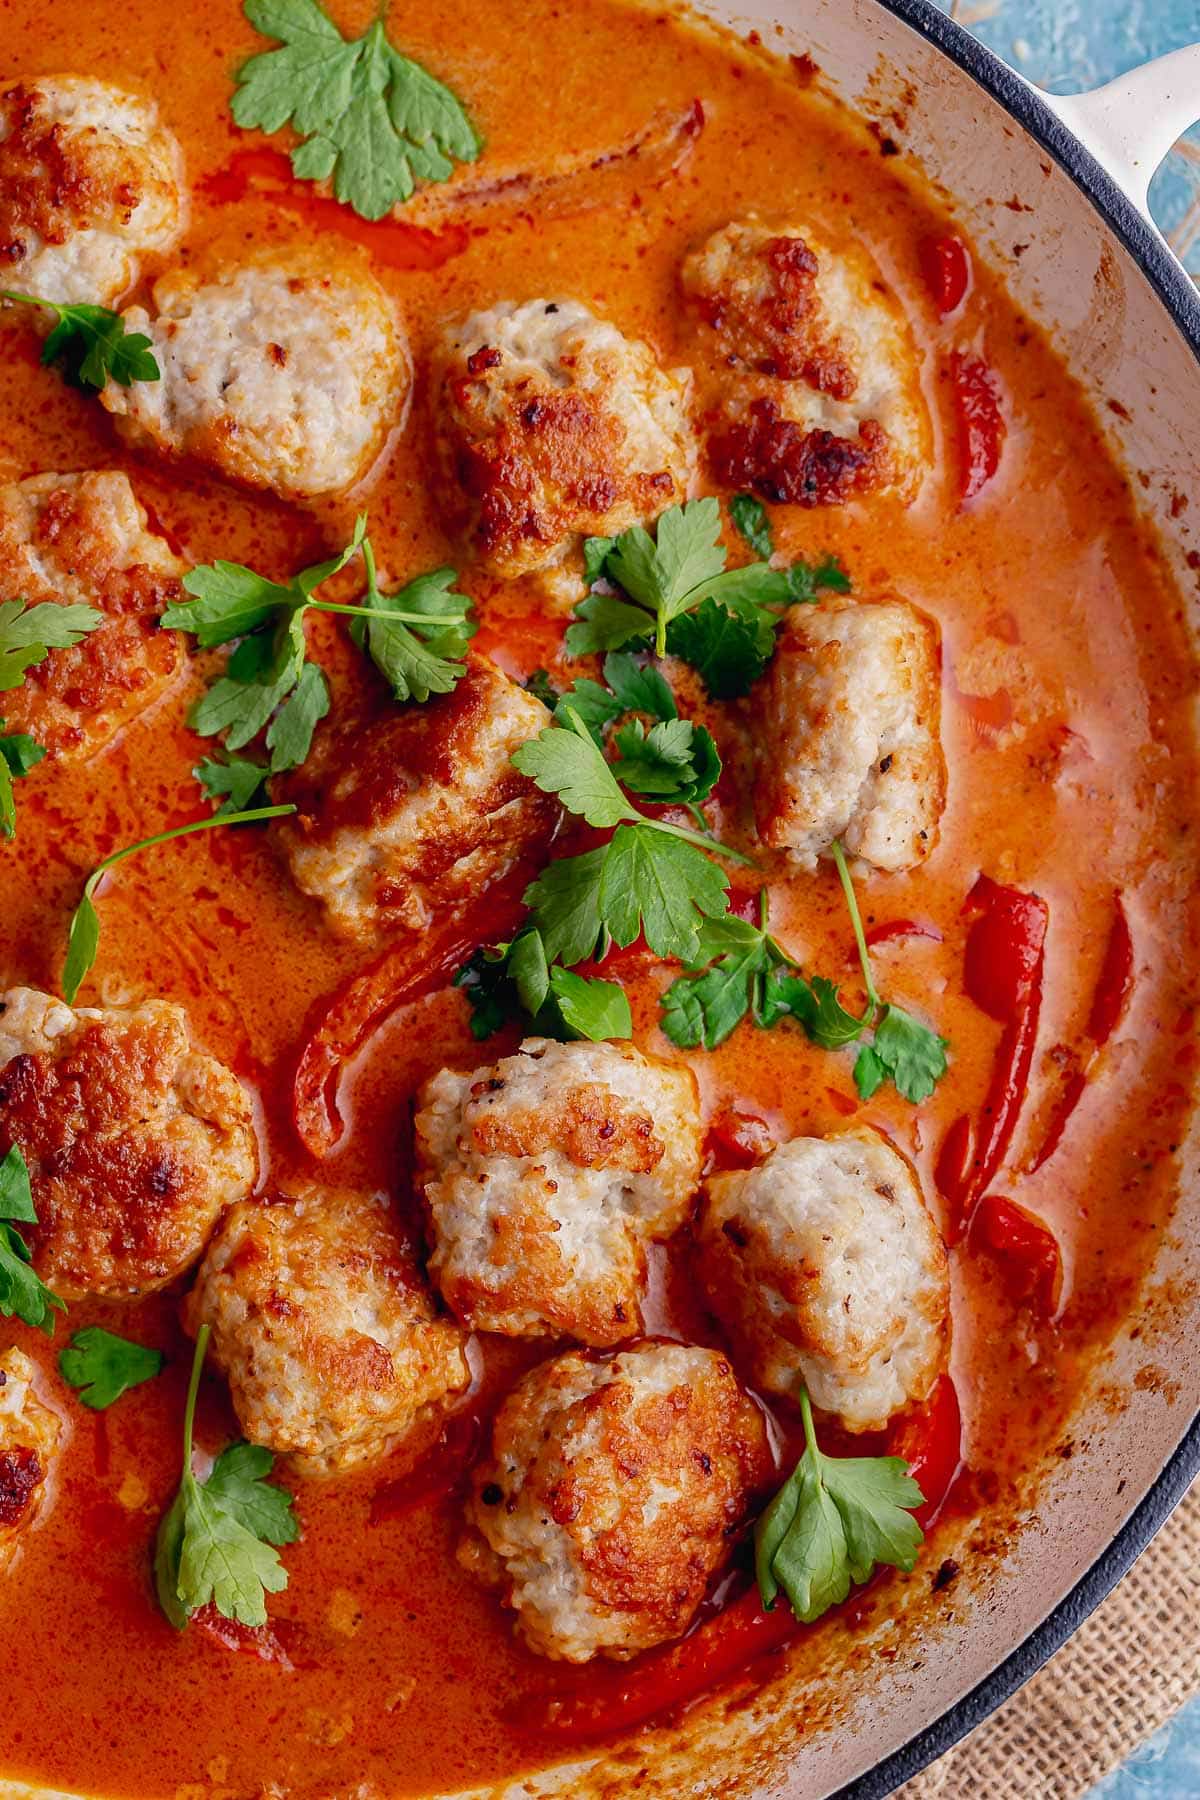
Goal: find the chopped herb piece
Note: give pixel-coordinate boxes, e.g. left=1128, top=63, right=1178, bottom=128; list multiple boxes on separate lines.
left=730, top=493, right=773, bottom=560
left=456, top=929, right=632, bottom=1043
left=232, top=0, right=482, bottom=222
left=194, top=755, right=270, bottom=815
left=0, top=724, right=46, bottom=840
left=0, top=1145, right=65, bottom=1334
left=63, top=804, right=295, bottom=1005
left=155, top=1325, right=298, bottom=1630
left=523, top=668, right=560, bottom=709
left=1, top=291, right=160, bottom=388
left=59, top=1326, right=164, bottom=1410
left=756, top=1388, right=925, bottom=1624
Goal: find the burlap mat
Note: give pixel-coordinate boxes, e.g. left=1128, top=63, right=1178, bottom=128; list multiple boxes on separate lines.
left=896, top=1481, right=1200, bottom=1798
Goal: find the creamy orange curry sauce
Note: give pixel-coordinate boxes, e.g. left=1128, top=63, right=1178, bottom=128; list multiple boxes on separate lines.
left=0, top=0, right=1197, bottom=1795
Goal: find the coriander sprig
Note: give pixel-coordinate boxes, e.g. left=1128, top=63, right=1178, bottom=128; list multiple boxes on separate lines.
left=0, top=598, right=102, bottom=839
left=1, top=291, right=159, bottom=389
left=0, top=726, right=46, bottom=840
left=0, top=1145, right=65, bottom=1335
left=164, top=518, right=474, bottom=777
left=456, top=928, right=632, bottom=1044
left=660, top=860, right=948, bottom=1104
left=59, top=1327, right=164, bottom=1410
left=154, top=1324, right=298, bottom=1631
left=756, top=1387, right=925, bottom=1624
left=567, top=498, right=849, bottom=696
left=63, top=804, right=295, bottom=1004
left=232, top=0, right=482, bottom=221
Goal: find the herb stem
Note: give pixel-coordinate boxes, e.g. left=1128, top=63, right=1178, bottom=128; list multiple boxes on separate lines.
left=180, top=1323, right=210, bottom=1474
left=647, top=816, right=757, bottom=868
left=307, top=599, right=462, bottom=627
left=0, top=288, right=55, bottom=315
left=85, top=804, right=295, bottom=902
left=832, top=840, right=880, bottom=1010
left=798, top=1386, right=819, bottom=1462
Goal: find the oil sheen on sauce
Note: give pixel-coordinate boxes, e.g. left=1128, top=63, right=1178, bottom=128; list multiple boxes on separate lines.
left=0, top=0, right=1197, bottom=1795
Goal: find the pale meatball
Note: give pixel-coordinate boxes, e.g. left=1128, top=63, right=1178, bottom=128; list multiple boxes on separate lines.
left=461, top=1342, right=770, bottom=1661
left=434, top=298, right=695, bottom=583
left=0, top=470, right=184, bottom=759
left=0, top=77, right=184, bottom=306
left=754, top=599, right=945, bottom=872
left=698, top=1130, right=950, bottom=1432
left=100, top=251, right=407, bottom=499
left=0, top=1349, right=61, bottom=1571
left=0, top=988, right=257, bottom=1301
left=415, top=1039, right=702, bottom=1344
left=185, top=1187, right=471, bottom=1478
left=274, top=656, right=558, bottom=943
left=683, top=219, right=929, bottom=505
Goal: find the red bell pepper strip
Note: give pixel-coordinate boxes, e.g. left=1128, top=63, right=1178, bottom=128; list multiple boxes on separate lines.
left=705, top=1107, right=775, bottom=1171
left=1028, top=893, right=1133, bottom=1172
left=887, top=1374, right=963, bottom=1530
left=919, top=234, right=971, bottom=316
left=291, top=868, right=534, bottom=1157
left=949, top=351, right=1007, bottom=502
left=1087, top=895, right=1134, bottom=1047
left=972, top=1195, right=1062, bottom=1317
left=937, top=876, right=1048, bottom=1240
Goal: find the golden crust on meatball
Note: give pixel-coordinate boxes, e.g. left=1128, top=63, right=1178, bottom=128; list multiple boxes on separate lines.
left=414, top=1038, right=702, bottom=1345
left=0, top=1348, right=61, bottom=1571
left=0, top=471, right=184, bottom=760
left=0, top=76, right=185, bottom=306
left=698, top=1129, right=950, bottom=1432
left=683, top=219, right=930, bottom=506
left=433, top=298, right=696, bottom=584
left=0, top=987, right=257, bottom=1301
left=184, top=1187, right=472, bottom=1479
left=274, top=656, right=558, bottom=943
left=100, top=250, right=407, bottom=500
left=754, top=597, right=945, bottom=873
left=460, top=1342, right=770, bottom=1661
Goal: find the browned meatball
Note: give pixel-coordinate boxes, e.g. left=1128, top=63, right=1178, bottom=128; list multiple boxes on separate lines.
left=0, top=1348, right=61, bottom=1570
left=274, top=656, right=558, bottom=943
left=682, top=219, right=930, bottom=506
left=415, top=1038, right=702, bottom=1344
left=185, top=1187, right=472, bottom=1478
left=0, top=76, right=184, bottom=306
left=0, top=471, right=184, bottom=760
left=460, top=1342, right=770, bottom=1661
left=433, top=298, right=696, bottom=589
left=0, top=988, right=257, bottom=1300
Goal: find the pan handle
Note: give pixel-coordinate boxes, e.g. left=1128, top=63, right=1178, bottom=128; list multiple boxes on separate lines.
left=1039, top=44, right=1200, bottom=222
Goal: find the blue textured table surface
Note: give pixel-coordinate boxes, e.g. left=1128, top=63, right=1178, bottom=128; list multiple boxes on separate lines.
left=929, top=5, right=1200, bottom=1793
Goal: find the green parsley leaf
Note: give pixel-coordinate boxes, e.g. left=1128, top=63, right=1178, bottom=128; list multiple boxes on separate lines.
left=155, top=1325, right=298, bottom=1631
left=660, top=913, right=782, bottom=1050
left=353, top=547, right=475, bottom=703
left=512, top=710, right=636, bottom=830
left=610, top=717, right=721, bottom=806
left=194, top=755, right=270, bottom=815
left=59, top=1326, right=163, bottom=1410
left=0, top=725, right=46, bottom=840
left=0, top=1145, right=65, bottom=1335
left=232, top=0, right=481, bottom=221
left=582, top=535, right=616, bottom=587
left=0, top=598, right=103, bottom=690
left=859, top=1004, right=949, bottom=1104
left=756, top=1388, right=924, bottom=1623
left=521, top=847, right=608, bottom=968
left=454, top=930, right=632, bottom=1044
left=264, top=659, right=330, bottom=772
left=523, top=668, right=559, bottom=709
left=761, top=970, right=870, bottom=1048
left=730, top=493, right=773, bottom=560
left=598, top=824, right=729, bottom=963
left=63, top=804, right=296, bottom=1005
left=1, top=291, right=160, bottom=389
left=665, top=599, right=772, bottom=700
